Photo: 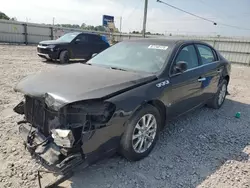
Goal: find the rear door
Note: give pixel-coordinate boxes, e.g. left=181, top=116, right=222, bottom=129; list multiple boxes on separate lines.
left=88, top=35, right=109, bottom=54
left=195, top=44, right=222, bottom=101
left=165, top=44, right=205, bottom=117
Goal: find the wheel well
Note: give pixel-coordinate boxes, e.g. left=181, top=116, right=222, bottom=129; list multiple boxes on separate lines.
left=224, top=75, right=230, bottom=84
left=147, top=100, right=166, bottom=129
left=59, top=49, right=70, bottom=58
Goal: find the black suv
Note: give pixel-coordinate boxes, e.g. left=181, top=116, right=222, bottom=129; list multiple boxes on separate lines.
left=37, top=32, right=110, bottom=64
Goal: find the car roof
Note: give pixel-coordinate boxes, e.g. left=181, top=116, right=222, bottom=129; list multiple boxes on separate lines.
left=66, top=32, right=101, bottom=36
left=123, top=38, right=210, bottom=47
left=80, top=32, right=101, bottom=36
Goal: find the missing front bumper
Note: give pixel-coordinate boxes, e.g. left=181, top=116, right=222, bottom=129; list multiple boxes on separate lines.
left=19, top=123, right=85, bottom=173
left=19, top=123, right=87, bottom=187
left=19, top=123, right=61, bottom=166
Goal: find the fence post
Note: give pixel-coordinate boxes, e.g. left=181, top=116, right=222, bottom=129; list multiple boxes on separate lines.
left=248, top=53, right=250, bottom=66
left=50, top=27, right=54, bottom=40
left=213, top=40, right=216, bottom=48
left=23, top=23, right=28, bottom=45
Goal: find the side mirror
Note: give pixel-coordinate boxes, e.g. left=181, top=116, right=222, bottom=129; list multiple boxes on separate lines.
left=174, top=61, right=188, bottom=73
left=92, top=53, right=98, bottom=58
left=75, top=39, right=81, bottom=43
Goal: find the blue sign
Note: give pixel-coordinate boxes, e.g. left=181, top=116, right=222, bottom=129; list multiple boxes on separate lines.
left=102, top=15, right=114, bottom=27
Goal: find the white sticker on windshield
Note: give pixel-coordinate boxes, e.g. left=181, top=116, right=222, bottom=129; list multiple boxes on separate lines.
left=148, top=45, right=168, bottom=50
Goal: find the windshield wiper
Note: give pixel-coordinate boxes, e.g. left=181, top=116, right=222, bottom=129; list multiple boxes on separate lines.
left=109, top=67, right=127, bottom=71
left=85, top=64, right=127, bottom=71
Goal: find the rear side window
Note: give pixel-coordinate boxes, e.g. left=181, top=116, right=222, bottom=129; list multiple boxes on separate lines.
left=89, top=35, right=102, bottom=43
left=196, top=44, right=216, bottom=64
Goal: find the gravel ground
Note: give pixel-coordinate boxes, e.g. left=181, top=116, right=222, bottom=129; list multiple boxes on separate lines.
left=0, top=45, right=250, bottom=188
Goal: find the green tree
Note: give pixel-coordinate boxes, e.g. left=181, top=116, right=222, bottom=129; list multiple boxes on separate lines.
left=0, top=12, right=10, bottom=20
left=85, top=25, right=95, bottom=30
left=132, top=31, right=140, bottom=34
left=94, top=25, right=106, bottom=32
left=81, top=23, right=86, bottom=29
left=10, top=17, right=17, bottom=21
left=58, top=24, right=80, bottom=28
left=72, top=24, right=80, bottom=28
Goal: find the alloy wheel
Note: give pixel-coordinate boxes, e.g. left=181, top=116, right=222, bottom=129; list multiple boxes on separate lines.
left=132, top=114, right=157, bottom=154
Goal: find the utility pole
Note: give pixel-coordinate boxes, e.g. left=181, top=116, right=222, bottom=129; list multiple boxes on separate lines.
left=119, top=16, right=122, bottom=33
left=142, top=0, right=148, bottom=38
left=52, top=17, right=55, bottom=26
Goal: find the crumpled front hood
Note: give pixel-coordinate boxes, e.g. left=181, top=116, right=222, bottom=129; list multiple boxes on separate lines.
left=15, top=63, right=156, bottom=104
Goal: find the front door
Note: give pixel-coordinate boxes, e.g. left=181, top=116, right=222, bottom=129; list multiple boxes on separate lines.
left=72, top=34, right=90, bottom=59
left=164, top=44, right=205, bottom=118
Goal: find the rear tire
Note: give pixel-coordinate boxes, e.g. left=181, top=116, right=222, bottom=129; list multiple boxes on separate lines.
left=59, top=50, right=69, bottom=64
left=207, top=79, right=228, bottom=109
left=119, top=104, right=161, bottom=161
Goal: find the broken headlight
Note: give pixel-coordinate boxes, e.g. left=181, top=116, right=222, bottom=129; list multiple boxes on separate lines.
left=51, top=129, right=75, bottom=148
left=67, top=101, right=116, bottom=124
left=45, top=93, right=67, bottom=111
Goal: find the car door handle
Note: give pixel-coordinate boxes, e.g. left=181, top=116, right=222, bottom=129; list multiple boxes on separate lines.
left=198, top=77, right=206, bottom=82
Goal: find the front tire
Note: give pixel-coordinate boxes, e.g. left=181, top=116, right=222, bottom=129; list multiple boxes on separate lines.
left=207, top=79, right=228, bottom=109
left=119, top=104, right=161, bottom=161
left=59, top=50, right=69, bottom=64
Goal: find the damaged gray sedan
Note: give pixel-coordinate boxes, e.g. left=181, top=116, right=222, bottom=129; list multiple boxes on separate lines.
left=14, top=39, right=230, bottom=187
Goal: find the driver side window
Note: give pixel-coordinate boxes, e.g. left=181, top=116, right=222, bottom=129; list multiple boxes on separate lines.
left=76, top=35, right=88, bottom=43
left=172, top=45, right=199, bottom=74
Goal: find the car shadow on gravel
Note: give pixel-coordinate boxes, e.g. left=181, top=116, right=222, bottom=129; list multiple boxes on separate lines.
left=60, top=98, right=250, bottom=188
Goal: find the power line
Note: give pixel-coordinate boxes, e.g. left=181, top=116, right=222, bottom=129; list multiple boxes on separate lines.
left=125, top=0, right=143, bottom=21
left=124, top=0, right=143, bottom=32
left=198, top=0, right=220, bottom=13
left=156, top=0, right=250, bottom=31
left=156, top=0, right=217, bottom=25
left=198, top=0, right=250, bottom=17
left=197, top=0, right=241, bottom=21
left=120, top=1, right=127, bottom=17
left=218, top=23, right=250, bottom=31
left=197, top=0, right=250, bottom=31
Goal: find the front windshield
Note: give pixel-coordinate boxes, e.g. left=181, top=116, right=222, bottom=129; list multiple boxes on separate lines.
left=88, top=41, right=170, bottom=73
left=56, top=33, right=79, bottom=42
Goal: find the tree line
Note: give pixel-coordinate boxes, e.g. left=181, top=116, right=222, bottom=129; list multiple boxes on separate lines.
left=53, top=23, right=107, bottom=32
left=130, top=31, right=164, bottom=35
left=0, top=11, right=17, bottom=21
left=1, top=11, right=164, bottom=35
left=0, top=11, right=108, bottom=32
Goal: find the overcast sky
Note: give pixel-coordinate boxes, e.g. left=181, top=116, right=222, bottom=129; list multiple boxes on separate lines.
left=1, top=0, right=250, bottom=36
